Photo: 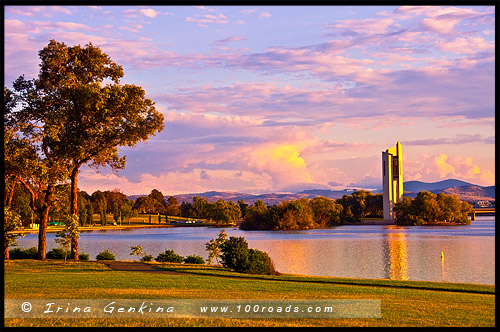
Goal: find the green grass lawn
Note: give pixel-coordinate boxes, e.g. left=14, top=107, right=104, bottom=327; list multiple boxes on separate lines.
left=4, top=260, right=495, bottom=327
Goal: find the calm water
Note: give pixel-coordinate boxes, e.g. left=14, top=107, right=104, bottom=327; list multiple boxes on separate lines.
left=16, top=216, right=495, bottom=285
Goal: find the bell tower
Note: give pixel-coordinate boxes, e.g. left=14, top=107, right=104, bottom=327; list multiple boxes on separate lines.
left=382, top=142, right=403, bottom=221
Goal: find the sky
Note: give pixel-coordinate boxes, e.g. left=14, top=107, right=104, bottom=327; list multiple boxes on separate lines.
left=4, top=5, right=495, bottom=196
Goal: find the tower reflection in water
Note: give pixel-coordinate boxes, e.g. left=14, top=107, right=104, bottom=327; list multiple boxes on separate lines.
left=385, top=227, right=408, bottom=280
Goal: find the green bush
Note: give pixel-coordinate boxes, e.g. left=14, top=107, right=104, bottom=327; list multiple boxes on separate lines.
left=244, top=249, right=277, bottom=275
left=9, top=247, right=38, bottom=259
left=79, top=253, right=90, bottom=261
left=24, top=247, right=39, bottom=258
left=46, top=248, right=68, bottom=259
left=155, top=249, right=184, bottom=263
left=220, top=236, right=278, bottom=275
left=184, top=254, right=205, bottom=264
left=96, top=249, right=116, bottom=261
left=221, top=236, right=249, bottom=271
left=141, top=254, right=153, bottom=262
left=9, top=248, right=25, bottom=259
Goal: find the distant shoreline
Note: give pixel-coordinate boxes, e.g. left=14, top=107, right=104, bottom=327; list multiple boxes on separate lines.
left=14, top=217, right=479, bottom=235
left=343, top=219, right=474, bottom=226
left=13, top=222, right=235, bottom=234
left=343, top=219, right=396, bottom=226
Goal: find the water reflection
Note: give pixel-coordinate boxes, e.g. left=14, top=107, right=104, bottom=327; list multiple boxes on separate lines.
left=385, top=229, right=408, bottom=281
left=441, top=251, right=445, bottom=282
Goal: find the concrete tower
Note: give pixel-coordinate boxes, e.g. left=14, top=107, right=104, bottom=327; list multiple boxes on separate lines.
left=382, top=142, right=403, bottom=221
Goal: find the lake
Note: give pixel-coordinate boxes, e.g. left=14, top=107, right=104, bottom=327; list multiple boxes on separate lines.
left=15, top=216, right=495, bottom=285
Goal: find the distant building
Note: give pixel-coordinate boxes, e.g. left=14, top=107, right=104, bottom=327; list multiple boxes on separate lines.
left=476, top=201, right=491, bottom=208
left=382, top=142, right=403, bottom=221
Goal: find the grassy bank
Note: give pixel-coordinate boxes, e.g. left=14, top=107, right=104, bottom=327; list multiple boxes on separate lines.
left=4, top=260, right=495, bottom=327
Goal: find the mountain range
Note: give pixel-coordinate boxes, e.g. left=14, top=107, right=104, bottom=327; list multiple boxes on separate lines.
left=127, top=179, right=495, bottom=205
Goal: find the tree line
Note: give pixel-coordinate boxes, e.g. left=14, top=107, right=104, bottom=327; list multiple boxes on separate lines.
left=240, top=190, right=383, bottom=230
left=394, top=191, right=472, bottom=225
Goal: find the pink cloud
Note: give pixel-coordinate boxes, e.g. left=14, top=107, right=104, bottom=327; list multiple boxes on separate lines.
left=404, top=153, right=495, bottom=186
left=422, top=16, right=462, bottom=34
left=259, top=11, right=272, bottom=19
left=328, top=18, right=395, bottom=34
left=213, top=36, right=246, bottom=46
left=6, top=6, right=73, bottom=17
left=185, top=13, right=229, bottom=26
left=32, top=20, right=93, bottom=31
left=438, top=36, right=493, bottom=54
left=140, top=9, right=158, bottom=18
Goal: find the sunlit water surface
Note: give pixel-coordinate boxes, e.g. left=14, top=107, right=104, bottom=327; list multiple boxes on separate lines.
left=17, top=216, right=495, bottom=285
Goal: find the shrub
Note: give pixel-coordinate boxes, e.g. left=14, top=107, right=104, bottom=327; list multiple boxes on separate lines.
left=244, top=249, right=278, bottom=275
left=220, top=236, right=278, bottom=275
left=46, top=248, right=68, bottom=259
left=141, top=254, right=153, bottom=262
left=96, top=249, right=116, bottom=261
left=79, top=253, right=90, bottom=261
left=155, top=249, right=184, bottom=263
left=24, top=247, right=39, bottom=259
left=9, top=248, right=26, bottom=259
left=220, top=236, right=249, bottom=271
left=9, top=247, right=38, bottom=259
left=184, top=254, right=205, bottom=264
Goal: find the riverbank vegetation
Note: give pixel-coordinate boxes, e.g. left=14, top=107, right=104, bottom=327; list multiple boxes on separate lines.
left=240, top=191, right=384, bottom=230
left=394, top=191, right=472, bottom=225
left=4, top=260, right=495, bottom=327
left=9, top=229, right=278, bottom=276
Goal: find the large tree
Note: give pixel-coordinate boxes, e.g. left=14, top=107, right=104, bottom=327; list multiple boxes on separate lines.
left=5, top=86, right=68, bottom=260
left=11, top=40, right=165, bottom=259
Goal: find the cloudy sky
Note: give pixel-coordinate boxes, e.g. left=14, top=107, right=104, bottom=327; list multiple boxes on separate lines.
left=4, top=5, right=495, bottom=195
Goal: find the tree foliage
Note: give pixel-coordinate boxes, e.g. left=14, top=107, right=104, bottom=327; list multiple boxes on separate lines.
left=205, top=230, right=228, bottom=265
left=336, top=190, right=383, bottom=221
left=155, top=249, right=184, bottom=263
left=4, top=207, right=26, bottom=260
left=220, top=236, right=278, bottom=275
left=394, top=191, right=472, bottom=225
left=7, top=39, right=164, bottom=260
left=166, top=196, right=181, bottom=216
left=241, top=197, right=343, bottom=230
left=54, top=214, right=80, bottom=263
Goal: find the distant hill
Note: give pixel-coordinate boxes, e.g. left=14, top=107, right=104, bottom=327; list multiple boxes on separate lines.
left=127, top=179, right=494, bottom=205
left=403, top=179, right=474, bottom=192
left=403, top=179, right=495, bottom=203
left=438, top=185, right=495, bottom=202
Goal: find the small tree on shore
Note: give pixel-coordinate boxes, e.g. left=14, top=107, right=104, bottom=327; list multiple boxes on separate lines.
left=54, top=214, right=80, bottom=263
left=205, top=229, right=228, bottom=265
left=130, top=245, right=148, bottom=260
left=4, top=207, right=25, bottom=260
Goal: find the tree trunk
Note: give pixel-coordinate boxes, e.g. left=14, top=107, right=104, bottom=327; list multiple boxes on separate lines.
left=70, top=165, right=80, bottom=260
left=5, top=177, right=17, bottom=208
left=4, top=245, right=10, bottom=260
left=37, top=210, right=48, bottom=260
left=38, top=183, right=56, bottom=260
